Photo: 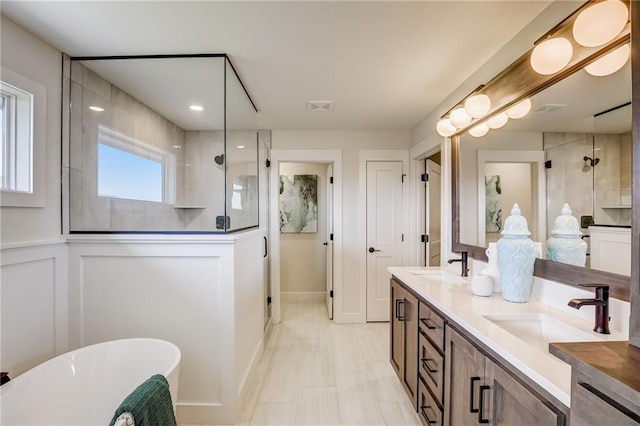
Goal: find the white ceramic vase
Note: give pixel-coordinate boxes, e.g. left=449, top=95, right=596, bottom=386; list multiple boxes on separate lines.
left=546, top=203, right=587, bottom=267
left=497, top=204, right=536, bottom=303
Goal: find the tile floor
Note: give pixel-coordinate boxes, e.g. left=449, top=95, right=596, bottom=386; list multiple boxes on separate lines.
left=233, top=301, right=422, bottom=426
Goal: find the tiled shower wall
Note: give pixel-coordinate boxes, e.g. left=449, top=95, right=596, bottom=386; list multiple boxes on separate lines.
left=544, top=131, right=631, bottom=233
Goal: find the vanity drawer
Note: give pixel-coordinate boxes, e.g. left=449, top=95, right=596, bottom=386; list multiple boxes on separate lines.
left=418, top=375, right=443, bottom=426
left=419, top=301, right=445, bottom=351
left=419, top=329, right=445, bottom=404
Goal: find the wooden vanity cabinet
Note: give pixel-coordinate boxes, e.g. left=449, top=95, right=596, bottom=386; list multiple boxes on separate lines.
left=445, top=326, right=566, bottom=426
left=390, top=277, right=419, bottom=404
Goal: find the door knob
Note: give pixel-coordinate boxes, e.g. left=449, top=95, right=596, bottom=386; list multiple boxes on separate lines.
left=369, top=247, right=381, bottom=253
left=323, top=242, right=328, bottom=246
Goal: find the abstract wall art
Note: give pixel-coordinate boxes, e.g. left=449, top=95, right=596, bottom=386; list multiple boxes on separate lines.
left=485, top=174, right=503, bottom=232
left=279, top=174, right=318, bottom=233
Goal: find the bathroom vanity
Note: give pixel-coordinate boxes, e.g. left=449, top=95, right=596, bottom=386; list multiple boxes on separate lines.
left=388, top=267, right=629, bottom=426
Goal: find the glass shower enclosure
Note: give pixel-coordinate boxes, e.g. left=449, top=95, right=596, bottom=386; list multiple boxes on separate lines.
left=63, top=54, right=259, bottom=233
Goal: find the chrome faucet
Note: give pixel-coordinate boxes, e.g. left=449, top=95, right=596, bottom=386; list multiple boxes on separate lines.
left=568, top=283, right=610, bottom=334
left=447, top=251, right=468, bottom=277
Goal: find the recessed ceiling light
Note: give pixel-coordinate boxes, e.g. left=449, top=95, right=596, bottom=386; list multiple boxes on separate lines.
left=89, top=105, right=104, bottom=112
left=237, top=145, right=245, bottom=149
left=189, top=105, right=204, bottom=111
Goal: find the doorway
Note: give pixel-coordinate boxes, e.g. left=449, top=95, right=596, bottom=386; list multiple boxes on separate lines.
left=279, top=162, right=333, bottom=317
left=269, top=150, right=342, bottom=325
left=423, top=154, right=442, bottom=266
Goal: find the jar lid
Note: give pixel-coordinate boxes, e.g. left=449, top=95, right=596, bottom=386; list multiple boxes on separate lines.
left=550, top=203, right=583, bottom=236
left=501, top=203, right=531, bottom=236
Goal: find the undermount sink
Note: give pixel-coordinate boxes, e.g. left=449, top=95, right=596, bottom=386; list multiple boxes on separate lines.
left=483, top=313, right=603, bottom=351
left=409, top=269, right=466, bottom=284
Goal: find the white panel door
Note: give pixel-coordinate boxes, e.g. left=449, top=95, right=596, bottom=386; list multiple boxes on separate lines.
left=426, top=159, right=442, bottom=266
left=326, top=163, right=334, bottom=319
left=366, top=161, right=403, bottom=322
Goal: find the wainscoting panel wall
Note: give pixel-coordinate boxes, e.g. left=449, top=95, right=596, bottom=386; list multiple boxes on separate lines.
left=67, top=231, right=265, bottom=425
left=0, top=241, right=68, bottom=377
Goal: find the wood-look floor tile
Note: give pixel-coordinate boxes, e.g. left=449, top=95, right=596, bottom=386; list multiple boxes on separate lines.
left=295, top=387, right=341, bottom=425
left=367, top=361, right=411, bottom=402
left=250, top=402, right=297, bottom=425
left=378, top=401, right=422, bottom=426
left=298, top=351, right=336, bottom=387
left=336, top=373, right=384, bottom=424
left=259, top=362, right=300, bottom=403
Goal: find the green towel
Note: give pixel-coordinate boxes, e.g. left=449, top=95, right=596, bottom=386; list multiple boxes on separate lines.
left=109, top=374, right=177, bottom=426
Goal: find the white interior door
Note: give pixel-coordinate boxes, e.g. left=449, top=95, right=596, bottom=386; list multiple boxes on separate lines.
left=326, top=163, right=334, bottom=319
left=426, top=159, right=441, bottom=266
left=366, top=161, right=403, bottom=322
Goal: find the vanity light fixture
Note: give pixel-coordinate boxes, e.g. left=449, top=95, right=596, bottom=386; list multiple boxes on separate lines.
left=449, top=107, right=472, bottom=128
left=505, top=98, right=532, bottom=119
left=464, top=94, right=491, bottom=118
left=486, top=112, right=509, bottom=129
left=88, top=105, right=104, bottom=112
left=436, top=118, right=457, bottom=137
left=189, top=105, right=204, bottom=111
left=573, top=0, right=628, bottom=48
left=585, top=43, right=630, bottom=76
left=468, top=123, right=489, bottom=138
left=530, top=37, right=573, bottom=75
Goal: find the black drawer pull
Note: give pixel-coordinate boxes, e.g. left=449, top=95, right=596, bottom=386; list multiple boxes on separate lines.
left=478, top=385, right=490, bottom=424
left=470, top=376, right=481, bottom=413
left=420, top=405, right=438, bottom=424
left=421, top=357, right=438, bottom=374
left=421, top=318, right=437, bottom=330
left=395, top=299, right=405, bottom=321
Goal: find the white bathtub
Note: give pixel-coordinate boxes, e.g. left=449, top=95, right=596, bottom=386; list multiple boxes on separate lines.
left=0, top=338, right=181, bottom=426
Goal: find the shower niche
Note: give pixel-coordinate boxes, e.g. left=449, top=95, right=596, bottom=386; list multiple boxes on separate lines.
left=62, top=54, right=260, bottom=233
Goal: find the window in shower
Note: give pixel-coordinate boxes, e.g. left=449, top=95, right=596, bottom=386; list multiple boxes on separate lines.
left=97, top=126, right=175, bottom=203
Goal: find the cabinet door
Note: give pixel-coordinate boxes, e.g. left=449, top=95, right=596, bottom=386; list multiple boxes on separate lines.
left=445, top=327, right=485, bottom=426
left=390, top=279, right=405, bottom=378
left=484, top=358, right=564, bottom=426
left=403, top=290, right=419, bottom=404
left=571, top=376, right=640, bottom=426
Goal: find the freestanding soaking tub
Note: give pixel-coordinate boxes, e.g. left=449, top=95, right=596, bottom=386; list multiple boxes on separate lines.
left=0, top=338, right=181, bottom=425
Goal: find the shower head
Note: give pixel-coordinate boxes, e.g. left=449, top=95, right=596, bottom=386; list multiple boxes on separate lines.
left=214, top=154, right=225, bottom=165
left=583, top=156, right=600, bottom=167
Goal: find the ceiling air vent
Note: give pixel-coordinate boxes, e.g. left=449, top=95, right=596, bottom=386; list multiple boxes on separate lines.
left=534, top=104, right=567, bottom=113
left=307, top=101, right=334, bottom=112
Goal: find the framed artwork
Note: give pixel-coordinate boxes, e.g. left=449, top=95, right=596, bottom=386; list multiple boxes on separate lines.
left=485, top=175, right=502, bottom=232
left=279, top=174, right=318, bottom=233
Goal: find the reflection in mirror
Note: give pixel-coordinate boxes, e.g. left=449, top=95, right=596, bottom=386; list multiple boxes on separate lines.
left=457, top=55, right=631, bottom=275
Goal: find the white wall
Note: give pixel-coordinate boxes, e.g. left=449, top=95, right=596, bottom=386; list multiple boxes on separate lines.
left=1, top=16, right=62, bottom=244
left=0, top=16, right=69, bottom=378
left=272, top=131, right=410, bottom=321
left=279, top=162, right=328, bottom=298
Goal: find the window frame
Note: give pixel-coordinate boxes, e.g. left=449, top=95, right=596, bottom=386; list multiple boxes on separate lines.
left=0, top=67, right=46, bottom=208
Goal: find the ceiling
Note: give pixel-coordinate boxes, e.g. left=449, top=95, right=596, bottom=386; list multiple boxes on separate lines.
left=1, top=1, right=556, bottom=131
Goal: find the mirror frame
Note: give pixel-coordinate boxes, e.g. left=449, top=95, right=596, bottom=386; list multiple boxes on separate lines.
left=450, top=0, right=631, bottom=302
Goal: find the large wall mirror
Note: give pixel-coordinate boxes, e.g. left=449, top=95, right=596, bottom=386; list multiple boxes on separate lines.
left=451, top=1, right=632, bottom=301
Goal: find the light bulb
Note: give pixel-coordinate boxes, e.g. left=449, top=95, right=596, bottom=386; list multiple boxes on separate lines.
left=585, top=44, right=630, bottom=76
left=505, top=98, right=532, bottom=119
left=487, top=112, right=509, bottom=129
left=573, top=0, right=628, bottom=48
left=449, top=107, right=472, bottom=128
left=469, top=123, right=489, bottom=138
left=530, top=37, right=573, bottom=75
left=436, top=118, right=457, bottom=137
left=464, top=94, right=491, bottom=119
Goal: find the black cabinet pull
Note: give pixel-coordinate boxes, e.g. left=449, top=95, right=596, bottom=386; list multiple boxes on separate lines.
left=421, top=358, right=438, bottom=374
left=420, top=406, right=438, bottom=424
left=395, top=299, right=405, bottom=321
left=470, top=376, right=481, bottom=413
left=478, top=385, right=490, bottom=423
left=263, top=236, right=268, bottom=258
left=421, top=318, right=437, bottom=330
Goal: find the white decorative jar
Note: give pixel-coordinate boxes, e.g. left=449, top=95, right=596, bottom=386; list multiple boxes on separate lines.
left=497, top=203, right=536, bottom=303
left=484, top=242, right=501, bottom=292
left=546, top=203, right=587, bottom=267
left=471, top=275, right=494, bottom=297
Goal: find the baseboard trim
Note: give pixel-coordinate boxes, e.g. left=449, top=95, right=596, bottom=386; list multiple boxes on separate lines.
left=281, top=291, right=326, bottom=302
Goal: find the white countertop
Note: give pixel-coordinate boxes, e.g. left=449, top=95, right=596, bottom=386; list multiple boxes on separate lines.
left=388, top=266, right=628, bottom=407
